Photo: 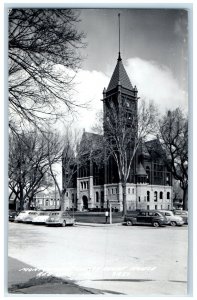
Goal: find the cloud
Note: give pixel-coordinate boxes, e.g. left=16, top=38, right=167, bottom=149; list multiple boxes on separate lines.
left=71, top=69, right=109, bottom=131
left=59, top=58, right=187, bottom=131
left=125, top=58, right=188, bottom=113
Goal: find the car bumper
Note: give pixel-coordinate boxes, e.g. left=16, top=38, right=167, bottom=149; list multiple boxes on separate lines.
left=177, top=221, right=184, bottom=226
left=32, top=221, right=46, bottom=224
left=46, top=221, right=61, bottom=225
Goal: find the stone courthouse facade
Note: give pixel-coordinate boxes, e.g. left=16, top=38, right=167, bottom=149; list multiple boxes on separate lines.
left=63, top=53, right=173, bottom=212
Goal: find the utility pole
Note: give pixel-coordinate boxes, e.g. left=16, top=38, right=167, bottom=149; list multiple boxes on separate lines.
left=55, top=174, right=57, bottom=209
left=109, top=204, right=112, bottom=224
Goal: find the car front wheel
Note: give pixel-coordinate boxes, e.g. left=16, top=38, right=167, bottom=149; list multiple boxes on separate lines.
left=126, top=220, right=133, bottom=226
left=152, top=221, right=159, bottom=227
left=62, top=220, right=66, bottom=227
left=170, top=221, right=177, bottom=226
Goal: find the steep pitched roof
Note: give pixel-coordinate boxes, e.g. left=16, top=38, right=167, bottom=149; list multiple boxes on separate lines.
left=145, top=139, right=166, bottom=160
left=106, top=55, right=133, bottom=92
left=79, top=131, right=103, bottom=153
left=136, top=163, right=147, bottom=176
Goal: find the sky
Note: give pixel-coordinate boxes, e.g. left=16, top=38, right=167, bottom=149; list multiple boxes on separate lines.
left=69, top=8, right=188, bottom=132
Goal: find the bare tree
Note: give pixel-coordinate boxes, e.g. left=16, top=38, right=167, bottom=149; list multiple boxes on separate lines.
left=103, top=99, right=158, bottom=216
left=9, top=9, right=86, bottom=133
left=91, top=110, right=103, bottom=135
left=9, top=130, right=61, bottom=210
left=158, top=108, right=188, bottom=210
left=47, top=128, right=86, bottom=211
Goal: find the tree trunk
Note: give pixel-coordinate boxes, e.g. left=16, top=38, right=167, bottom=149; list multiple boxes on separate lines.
left=19, top=185, right=24, bottom=211
left=122, top=182, right=127, bottom=217
left=182, top=186, right=188, bottom=210
left=60, top=190, right=66, bottom=211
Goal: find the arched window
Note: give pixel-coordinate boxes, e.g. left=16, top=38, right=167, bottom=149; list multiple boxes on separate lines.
left=160, top=191, right=163, bottom=199
left=167, top=192, right=170, bottom=199
left=154, top=191, right=158, bottom=202
left=147, top=191, right=150, bottom=202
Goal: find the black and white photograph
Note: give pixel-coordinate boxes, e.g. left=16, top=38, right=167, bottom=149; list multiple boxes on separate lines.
left=5, top=4, right=191, bottom=297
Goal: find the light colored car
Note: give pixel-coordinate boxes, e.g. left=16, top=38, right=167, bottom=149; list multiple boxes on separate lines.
left=173, top=210, right=188, bottom=224
left=32, top=211, right=51, bottom=224
left=15, top=210, right=39, bottom=223
left=46, top=211, right=75, bottom=227
left=159, top=210, right=184, bottom=226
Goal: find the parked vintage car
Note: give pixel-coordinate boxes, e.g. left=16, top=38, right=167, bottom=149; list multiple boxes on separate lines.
left=15, top=210, right=38, bottom=223
left=158, top=210, right=184, bottom=226
left=173, top=210, right=188, bottom=224
left=32, top=211, right=51, bottom=224
left=9, top=210, right=19, bottom=222
left=123, top=210, right=168, bottom=227
left=46, top=211, right=75, bottom=227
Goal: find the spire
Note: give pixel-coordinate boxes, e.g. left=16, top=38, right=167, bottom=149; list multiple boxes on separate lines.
left=106, top=58, right=133, bottom=92
left=118, top=13, right=122, bottom=61
left=106, top=13, right=134, bottom=93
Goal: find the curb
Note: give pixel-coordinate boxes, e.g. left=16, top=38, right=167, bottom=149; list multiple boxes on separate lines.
left=75, top=222, right=122, bottom=227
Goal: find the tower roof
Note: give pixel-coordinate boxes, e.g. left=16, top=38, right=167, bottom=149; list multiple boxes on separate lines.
left=106, top=55, right=133, bottom=92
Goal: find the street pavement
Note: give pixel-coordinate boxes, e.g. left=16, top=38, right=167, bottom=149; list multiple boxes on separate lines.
left=7, top=257, right=107, bottom=294
left=8, top=222, right=188, bottom=295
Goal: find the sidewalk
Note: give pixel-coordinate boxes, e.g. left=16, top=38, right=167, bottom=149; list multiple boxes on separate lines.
left=7, top=257, right=104, bottom=294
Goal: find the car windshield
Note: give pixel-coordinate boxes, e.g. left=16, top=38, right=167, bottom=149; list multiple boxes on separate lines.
left=175, top=211, right=187, bottom=215
left=51, top=213, right=60, bottom=216
left=39, top=212, right=50, bottom=216
left=154, top=213, right=162, bottom=216
left=165, top=212, right=172, bottom=216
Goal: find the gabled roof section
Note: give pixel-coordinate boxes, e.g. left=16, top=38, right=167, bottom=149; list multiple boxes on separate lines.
left=138, top=140, right=151, bottom=158
left=136, top=163, right=147, bottom=176
left=106, top=55, right=133, bottom=92
left=145, top=139, right=166, bottom=160
left=79, top=131, right=103, bottom=153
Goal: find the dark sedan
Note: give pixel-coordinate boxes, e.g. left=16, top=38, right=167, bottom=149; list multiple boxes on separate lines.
left=123, top=210, right=168, bottom=227
left=9, top=210, right=19, bottom=222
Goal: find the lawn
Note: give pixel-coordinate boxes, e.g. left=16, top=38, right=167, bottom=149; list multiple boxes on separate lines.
left=71, top=211, right=124, bottom=224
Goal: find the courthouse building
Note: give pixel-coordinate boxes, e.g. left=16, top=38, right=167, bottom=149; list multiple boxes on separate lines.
left=63, top=52, right=173, bottom=212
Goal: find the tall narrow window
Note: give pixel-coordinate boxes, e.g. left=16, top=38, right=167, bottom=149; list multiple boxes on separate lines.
left=154, top=191, right=158, bottom=202
left=146, top=166, right=150, bottom=183
left=167, top=192, right=170, bottom=199
left=147, top=191, right=150, bottom=202
left=96, top=191, right=99, bottom=203
left=160, top=191, right=163, bottom=199
left=72, top=193, right=74, bottom=203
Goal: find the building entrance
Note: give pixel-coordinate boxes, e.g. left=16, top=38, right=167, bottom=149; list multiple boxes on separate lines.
left=82, top=195, right=88, bottom=210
